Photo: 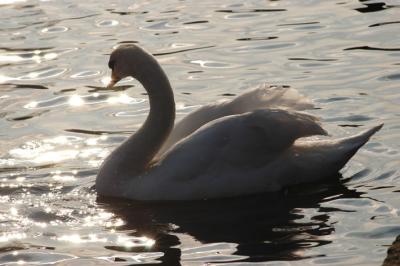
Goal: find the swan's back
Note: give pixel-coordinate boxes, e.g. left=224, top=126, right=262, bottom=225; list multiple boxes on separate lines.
left=158, top=85, right=314, bottom=156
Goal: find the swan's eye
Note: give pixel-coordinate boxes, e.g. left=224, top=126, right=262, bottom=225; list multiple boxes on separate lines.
left=108, top=60, right=115, bottom=70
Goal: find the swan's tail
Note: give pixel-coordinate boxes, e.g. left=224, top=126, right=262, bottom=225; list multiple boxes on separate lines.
left=293, top=124, right=383, bottom=177
left=329, top=124, right=383, bottom=171
left=336, top=123, right=383, bottom=152
left=229, top=84, right=314, bottom=113
left=328, top=123, right=383, bottom=166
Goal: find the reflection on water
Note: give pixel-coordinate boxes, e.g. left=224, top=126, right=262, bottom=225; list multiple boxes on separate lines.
left=99, top=178, right=360, bottom=264
left=0, top=0, right=399, bottom=265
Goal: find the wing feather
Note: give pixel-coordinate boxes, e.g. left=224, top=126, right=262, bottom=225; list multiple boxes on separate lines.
left=155, top=109, right=327, bottom=181
left=157, top=85, right=314, bottom=156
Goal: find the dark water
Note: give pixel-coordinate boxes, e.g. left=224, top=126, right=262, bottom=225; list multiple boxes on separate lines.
left=0, top=0, right=399, bottom=265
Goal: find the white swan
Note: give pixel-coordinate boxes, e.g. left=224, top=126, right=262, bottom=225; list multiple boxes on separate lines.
left=96, top=44, right=382, bottom=201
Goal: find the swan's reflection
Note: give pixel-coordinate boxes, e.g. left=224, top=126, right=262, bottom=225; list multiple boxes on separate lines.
left=98, top=176, right=362, bottom=264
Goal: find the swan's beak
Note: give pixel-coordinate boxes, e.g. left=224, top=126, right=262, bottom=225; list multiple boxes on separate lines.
left=106, top=71, right=121, bottom=89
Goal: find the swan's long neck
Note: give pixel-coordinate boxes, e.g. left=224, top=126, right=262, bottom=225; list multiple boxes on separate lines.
left=97, top=55, right=175, bottom=193
left=133, top=60, right=176, bottom=168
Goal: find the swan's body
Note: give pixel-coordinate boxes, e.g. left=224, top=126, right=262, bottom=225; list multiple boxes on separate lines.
left=96, top=44, right=382, bottom=201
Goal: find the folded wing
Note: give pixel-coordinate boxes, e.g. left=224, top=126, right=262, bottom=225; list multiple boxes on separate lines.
left=157, top=85, right=315, bottom=156
left=155, top=109, right=327, bottom=182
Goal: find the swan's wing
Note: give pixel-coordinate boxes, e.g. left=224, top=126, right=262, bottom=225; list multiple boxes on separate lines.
left=155, top=109, right=327, bottom=182
left=229, top=84, right=314, bottom=112
left=158, top=85, right=314, bottom=155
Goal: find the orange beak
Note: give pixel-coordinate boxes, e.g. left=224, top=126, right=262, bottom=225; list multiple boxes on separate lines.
left=106, top=70, right=121, bottom=89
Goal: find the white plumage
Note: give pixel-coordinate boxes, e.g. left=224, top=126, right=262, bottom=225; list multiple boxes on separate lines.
left=96, top=44, right=382, bottom=201
left=157, top=84, right=314, bottom=156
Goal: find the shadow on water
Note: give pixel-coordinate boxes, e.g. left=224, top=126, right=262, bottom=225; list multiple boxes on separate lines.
left=98, top=175, right=362, bottom=265
left=355, top=0, right=396, bottom=13
left=382, top=235, right=400, bottom=266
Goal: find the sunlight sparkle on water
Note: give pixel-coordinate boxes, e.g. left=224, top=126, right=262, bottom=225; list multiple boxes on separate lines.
left=52, top=174, right=76, bottom=182
left=68, top=94, right=85, bottom=106
left=33, top=150, right=79, bottom=164
left=104, top=218, right=124, bottom=228
left=85, top=138, right=99, bottom=146
left=0, top=232, right=27, bottom=242
left=10, top=207, right=18, bottom=216
left=46, top=136, right=79, bottom=145
left=43, top=53, right=58, bottom=60
left=82, top=211, right=119, bottom=227
left=107, top=93, right=137, bottom=104
left=0, top=0, right=26, bottom=5
left=57, top=234, right=82, bottom=243
left=16, top=177, right=25, bottom=182
left=10, top=142, right=78, bottom=163
left=101, top=76, right=111, bottom=86
left=0, top=51, right=57, bottom=63
left=117, top=93, right=135, bottom=104
left=0, top=74, right=13, bottom=83
left=0, top=54, right=24, bottom=62
left=24, top=101, right=38, bottom=108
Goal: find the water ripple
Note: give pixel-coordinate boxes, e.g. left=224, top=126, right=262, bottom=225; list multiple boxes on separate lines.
left=189, top=60, right=240, bottom=69
left=380, top=73, right=400, bottom=81
left=344, top=46, right=400, bottom=52
left=183, top=20, right=208, bottom=25
left=153, top=45, right=215, bottom=56
left=0, top=251, right=77, bottom=265
left=233, top=42, right=295, bottom=53
left=288, top=57, right=338, bottom=62
left=324, top=115, right=373, bottom=122
left=17, top=68, right=67, bottom=81
left=236, top=36, right=278, bottom=41
left=215, top=8, right=287, bottom=13
left=347, top=225, right=400, bottom=239
left=95, top=19, right=119, bottom=27
left=278, top=21, right=320, bottom=26
left=40, top=26, right=69, bottom=34
left=70, top=70, right=101, bottom=79
left=24, top=93, right=143, bottom=109
left=369, top=20, right=400, bottom=27
left=0, top=47, right=75, bottom=64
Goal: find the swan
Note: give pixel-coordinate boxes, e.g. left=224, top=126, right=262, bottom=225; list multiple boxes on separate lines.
left=96, top=44, right=383, bottom=201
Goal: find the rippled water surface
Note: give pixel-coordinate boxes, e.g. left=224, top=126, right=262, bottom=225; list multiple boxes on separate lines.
left=0, top=0, right=399, bottom=265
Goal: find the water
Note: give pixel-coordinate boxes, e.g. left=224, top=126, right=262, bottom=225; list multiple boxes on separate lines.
left=0, top=0, right=399, bottom=265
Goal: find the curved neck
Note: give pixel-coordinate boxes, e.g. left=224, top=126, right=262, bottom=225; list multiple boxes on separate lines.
left=97, top=56, right=175, bottom=187
left=132, top=61, right=176, bottom=168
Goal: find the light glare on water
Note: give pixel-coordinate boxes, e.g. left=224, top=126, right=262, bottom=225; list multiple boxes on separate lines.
left=101, top=76, right=112, bottom=86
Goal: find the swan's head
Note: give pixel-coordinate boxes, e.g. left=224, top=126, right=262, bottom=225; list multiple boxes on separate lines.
left=106, top=44, right=152, bottom=88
